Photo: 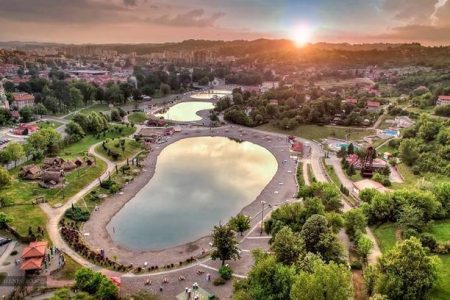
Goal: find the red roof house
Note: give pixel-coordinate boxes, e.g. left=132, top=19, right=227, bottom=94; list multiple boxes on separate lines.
left=366, top=101, right=381, bottom=111
left=346, top=98, right=358, bottom=105
left=12, top=92, right=35, bottom=110
left=20, top=241, right=48, bottom=271
left=437, top=95, right=450, bottom=106
left=291, top=142, right=303, bottom=153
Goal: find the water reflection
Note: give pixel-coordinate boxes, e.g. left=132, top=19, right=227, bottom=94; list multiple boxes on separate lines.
left=107, top=137, right=278, bottom=250
left=156, top=101, right=214, bottom=122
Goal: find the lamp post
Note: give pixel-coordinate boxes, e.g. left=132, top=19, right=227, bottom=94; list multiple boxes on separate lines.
left=260, top=201, right=266, bottom=235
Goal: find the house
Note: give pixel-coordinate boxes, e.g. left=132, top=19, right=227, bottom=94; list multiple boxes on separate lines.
left=345, top=98, right=358, bottom=105
left=291, top=142, right=303, bottom=154
left=20, top=164, right=42, bottom=180
left=12, top=93, right=35, bottom=110
left=346, top=154, right=387, bottom=170
left=366, top=101, right=381, bottom=112
left=269, top=99, right=279, bottom=106
left=40, top=170, right=64, bottom=188
left=61, top=160, right=77, bottom=171
left=436, top=95, right=450, bottom=106
left=43, top=157, right=65, bottom=169
left=20, top=241, right=48, bottom=272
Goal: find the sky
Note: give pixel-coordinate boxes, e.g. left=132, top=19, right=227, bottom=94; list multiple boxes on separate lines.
left=0, top=0, right=449, bottom=45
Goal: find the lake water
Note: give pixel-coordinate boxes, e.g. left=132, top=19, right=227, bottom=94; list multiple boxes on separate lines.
left=107, top=136, right=277, bottom=250
left=155, top=101, right=214, bottom=122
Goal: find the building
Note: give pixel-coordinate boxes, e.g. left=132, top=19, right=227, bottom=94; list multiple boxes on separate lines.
left=20, top=241, right=48, bottom=272
left=345, top=98, right=358, bottom=105
left=366, top=100, right=381, bottom=112
left=13, top=123, right=38, bottom=135
left=12, top=93, right=35, bottom=110
left=436, top=95, right=450, bottom=106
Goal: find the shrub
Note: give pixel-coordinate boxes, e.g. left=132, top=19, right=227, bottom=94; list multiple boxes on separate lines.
left=350, top=261, right=363, bottom=270
left=419, top=233, right=438, bottom=251
left=65, top=206, right=90, bottom=222
left=213, top=277, right=226, bottom=286
left=219, top=265, right=233, bottom=280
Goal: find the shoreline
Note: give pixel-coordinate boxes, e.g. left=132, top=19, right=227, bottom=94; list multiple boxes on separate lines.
left=82, top=125, right=298, bottom=267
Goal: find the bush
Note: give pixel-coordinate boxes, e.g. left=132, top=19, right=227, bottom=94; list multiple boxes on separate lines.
left=350, top=261, right=363, bottom=270
left=65, top=206, right=90, bottom=222
left=219, top=265, right=233, bottom=280
left=419, top=233, right=438, bottom=251
left=212, top=277, right=226, bottom=286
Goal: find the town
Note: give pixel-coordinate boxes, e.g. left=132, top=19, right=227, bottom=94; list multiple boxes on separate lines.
left=0, top=3, right=450, bottom=300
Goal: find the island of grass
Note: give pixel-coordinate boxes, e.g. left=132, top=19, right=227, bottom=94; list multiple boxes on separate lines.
left=128, top=112, right=148, bottom=124
left=95, top=138, right=143, bottom=162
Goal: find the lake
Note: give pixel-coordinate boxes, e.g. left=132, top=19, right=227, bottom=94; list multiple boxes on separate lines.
left=155, top=101, right=214, bottom=122
left=107, top=136, right=277, bottom=250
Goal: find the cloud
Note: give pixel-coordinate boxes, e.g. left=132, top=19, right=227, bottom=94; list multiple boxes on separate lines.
left=382, top=0, right=437, bottom=24
left=376, top=24, right=450, bottom=42
left=148, top=9, right=225, bottom=28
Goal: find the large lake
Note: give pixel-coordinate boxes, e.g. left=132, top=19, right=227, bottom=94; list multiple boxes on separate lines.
left=155, top=101, right=214, bottom=122
left=107, top=136, right=277, bottom=250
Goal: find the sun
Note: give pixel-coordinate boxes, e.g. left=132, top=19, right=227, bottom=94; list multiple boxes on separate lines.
left=291, top=25, right=313, bottom=47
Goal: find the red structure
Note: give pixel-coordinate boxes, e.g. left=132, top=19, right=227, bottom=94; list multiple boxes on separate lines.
left=361, top=146, right=376, bottom=177
left=20, top=241, right=48, bottom=272
left=13, top=123, right=38, bottom=135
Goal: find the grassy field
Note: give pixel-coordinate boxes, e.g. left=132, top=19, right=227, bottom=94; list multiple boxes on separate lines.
left=430, top=220, right=450, bottom=243
left=63, top=104, right=111, bottom=120
left=432, top=255, right=450, bottom=300
left=37, top=120, right=64, bottom=129
left=128, top=112, right=148, bottom=124
left=95, top=139, right=143, bottom=162
left=372, top=223, right=398, bottom=254
left=258, top=123, right=374, bottom=141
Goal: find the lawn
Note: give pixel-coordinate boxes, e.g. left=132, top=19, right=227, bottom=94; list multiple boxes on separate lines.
left=95, top=139, right=143, bottom=162
left=258, top=123, right=374, bottom=141
left=63, top=104, right=111, bottom=120
left=372, top=223, right=398, bottom=254
left=38, top=120, right=64, bottom=129
left=430, top=220, right=450, bottom=243
left=432, top=254, right=450, bottom=300
left=128, top=112, right=148, bottom=124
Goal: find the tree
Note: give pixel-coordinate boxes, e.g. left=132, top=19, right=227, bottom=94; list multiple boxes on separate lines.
left=159, top=83, right=171, bottom=96
left=69, top=87, right=84, bottom=108
left=65, top=121, right=85, bottom=143
left=397, top=204, right=426, bottom=231
left=300, top=215, right=343, bottom=263
left=4, top=142, right=25, bottom=167
left=356, top=234, right=373, bottom=264
left=211, top=224, right=240, bottom=266
left=105, top=84, right=124, bottom=104
left=75, top=268, right=118, bottom=299
left=399, top=139, right=419, bottom=166
left=19, top=106, right=35, bottom=123
left=347, top=143, right=355, bottom=155
left=0, top=166, right=11, bottom=188
left=373, top=237, right=439, bottom=300
left=110, top=109, right=122, bottom=122
left=343, top=208, right=367, bottom=239
left=290, top=259, right=353, bottom=300
left=0, top=212, right=12, bottom=228
left=271, top=226, right=304, bottom=265
left=234, top=250, right=296, bottom=300
left=229, top=214, right=251, bottom=236
left=33, top=103, right=47, bottom=117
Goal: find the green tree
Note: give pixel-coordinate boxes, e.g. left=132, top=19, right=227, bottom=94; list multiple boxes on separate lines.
left=0, top=166, right=11, bottom=188
left=33, top=103, right=47, bottom=117
left=229, top=214, right=251, bottom=236
left=290, top=259, right=353, bottom=300
left=356, top=234, right=373, bottom=264
left=211, top=224, right=240, bottom=266
left=19, top=106, right=35, bottom=123
left=0, top=212, right=12, bottom=228
left=69, top=87, right=84, bottom=108
left=271, top=226, right=305, bottom=265
left=65, top=121, right=86, bottom=143
left=110, top=109, right=122, bottom=122
left=343, top=208, right=367, bottom=239
left=234, top=250, right=296, bottom=300
left=300, top=215, right=343, bottom=263
left=75, top=268, right=118, bottom=299
left=399, top=139, right=419, bottom=166
left=374, top=237, right=439, bottom=300
left=159, top=83, right=171, bottom=96
left=4, top=142, right=25, bottom=167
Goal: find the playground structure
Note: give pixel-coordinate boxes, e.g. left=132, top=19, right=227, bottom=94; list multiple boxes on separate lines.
left=360, top=146, right=376, bottom=177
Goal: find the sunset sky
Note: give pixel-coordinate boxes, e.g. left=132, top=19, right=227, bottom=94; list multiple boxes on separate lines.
left=0, top=0, right=449, bottom=45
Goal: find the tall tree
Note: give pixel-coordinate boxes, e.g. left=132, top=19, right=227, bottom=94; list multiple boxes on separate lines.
left=211, top=224, right=240, bottom=266
left=229, top=214, right=251, bottom=236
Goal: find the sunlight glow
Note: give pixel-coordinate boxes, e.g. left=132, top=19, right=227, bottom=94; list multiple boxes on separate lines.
left=291, top=25, right=313, bottom=47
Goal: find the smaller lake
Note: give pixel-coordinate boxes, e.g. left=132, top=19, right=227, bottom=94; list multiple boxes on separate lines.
left=107, top=136, right=278, bottom=250
left=156, top=102, right=214, bottom=122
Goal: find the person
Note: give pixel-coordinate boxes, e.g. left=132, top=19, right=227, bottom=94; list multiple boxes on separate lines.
left=206, top=273, right=211, bottom=281
left=145, top=279, right=151, bottom=285
left=159, top=286, right=163, bottom=292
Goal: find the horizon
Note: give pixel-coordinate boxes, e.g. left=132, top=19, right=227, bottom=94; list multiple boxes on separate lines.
left=0, top=0, right=449, bottom=46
